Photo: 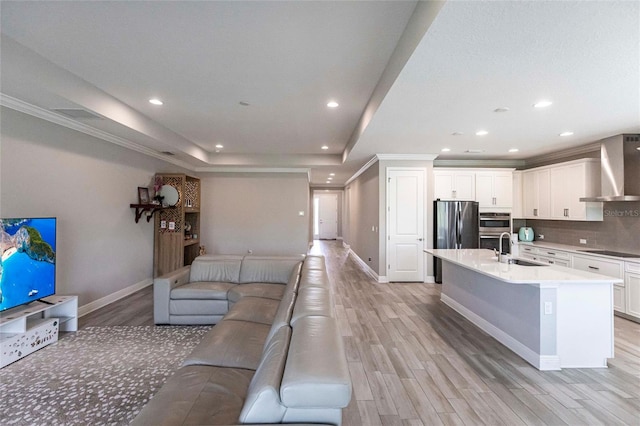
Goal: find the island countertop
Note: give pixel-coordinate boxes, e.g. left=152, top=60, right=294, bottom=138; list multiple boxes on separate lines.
left=426, top=248, right=623, bottom=285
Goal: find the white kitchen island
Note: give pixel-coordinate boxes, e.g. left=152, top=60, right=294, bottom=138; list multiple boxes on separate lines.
left=426, top=248, right=623, bottom=370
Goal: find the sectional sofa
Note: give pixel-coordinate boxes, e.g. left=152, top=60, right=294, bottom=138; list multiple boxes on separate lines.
left=132, top=254, right=351, bottom=426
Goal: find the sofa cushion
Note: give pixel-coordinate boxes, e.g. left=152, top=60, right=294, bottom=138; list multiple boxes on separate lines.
left=227, top=283, right=286, bottom=303
left=301, top=255, right=325, bottom=272
left=265, top=290, right=296, bottom=345
left=223, top=297, right=280, bottom=325
left=239, top=326, right=291, bottom=424
left=171, top=282, right=235, bottom=300
left=183, top=320, right=270, bottom=370
left=239, top=257, right=303, bottom=284
left=281, top=316, right=351, bottom=409
left=169, top=299, right=229, bottom=316
left=189, top=255, right=243, bottom=283
left=130, top=365, right=253, bottom=426
left=290, top=287, right=334, bottom=324
left=298, top=269, right=329, bottom=290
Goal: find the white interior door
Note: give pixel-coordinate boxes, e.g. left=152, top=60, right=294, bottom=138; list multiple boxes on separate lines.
left=387, top=168, right=425, bottom=282
left=317, top=193, right=338, bottom=240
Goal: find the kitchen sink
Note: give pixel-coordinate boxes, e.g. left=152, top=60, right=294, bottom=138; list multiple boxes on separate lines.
left=509, top=259, right=548, bottom=267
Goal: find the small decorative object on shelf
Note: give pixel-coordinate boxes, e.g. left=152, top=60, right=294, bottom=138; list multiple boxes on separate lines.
left=199, top=245, right=206, bottom=256
left=153, top=176, right=164, bottom=204
left=138, top=187, right=150, bottom=204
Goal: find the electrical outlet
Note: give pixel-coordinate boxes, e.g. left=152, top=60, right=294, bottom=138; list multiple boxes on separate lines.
left=368, top=257, right=372, bottom=262
left=247, top=249, right=253, bottom=254
left=538, top=234, right=544, bottom=240
left=580, top=239, right=587, bottom=244
left=160, top=220, right=167, bottom=229
left=544, top=301, right=553, bottom=315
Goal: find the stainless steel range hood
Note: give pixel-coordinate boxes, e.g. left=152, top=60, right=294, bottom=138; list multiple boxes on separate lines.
left=580, top=134, right=640, bottom=202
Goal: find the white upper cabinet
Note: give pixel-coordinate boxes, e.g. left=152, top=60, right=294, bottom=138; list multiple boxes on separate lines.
left=520, top=159, right=602, bottom=221
left=475, top=171, right=513, bottom=208
left=522, top=168, right=550, bottom=218
left=433, top=170, right=476, bottom=200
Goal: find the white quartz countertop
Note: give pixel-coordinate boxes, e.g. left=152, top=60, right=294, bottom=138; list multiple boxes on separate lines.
left=426, top=248, right=624, bottom=285
left=518, top=241, right=640, bottom=262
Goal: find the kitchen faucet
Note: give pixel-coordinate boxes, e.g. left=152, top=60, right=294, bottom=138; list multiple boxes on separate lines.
left=496, top=231, right=511, bottom=262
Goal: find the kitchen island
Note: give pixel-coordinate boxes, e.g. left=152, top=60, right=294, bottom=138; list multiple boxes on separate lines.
left=426, top=248, right=623, bottom=370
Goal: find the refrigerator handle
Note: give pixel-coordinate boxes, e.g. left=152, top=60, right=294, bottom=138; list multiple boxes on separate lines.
left=456, top=205, right=462, bottom=248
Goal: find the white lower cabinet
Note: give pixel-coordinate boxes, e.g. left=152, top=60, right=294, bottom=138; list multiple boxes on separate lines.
left=625, top=262, right=640, bottom=318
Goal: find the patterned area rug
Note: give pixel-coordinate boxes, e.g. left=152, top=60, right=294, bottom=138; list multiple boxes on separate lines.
left=0, top=326, right=210, bottom=425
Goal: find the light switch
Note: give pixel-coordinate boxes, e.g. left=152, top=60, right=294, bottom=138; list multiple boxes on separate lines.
left=169, top=222, right=175, bottom=230
left=544, top=302, right=553, bottom=315
left=160, top=220, right=167, bottom=229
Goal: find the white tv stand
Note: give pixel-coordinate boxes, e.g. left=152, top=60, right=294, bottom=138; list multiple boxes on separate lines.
left=0, top=295, right=78, bottom=367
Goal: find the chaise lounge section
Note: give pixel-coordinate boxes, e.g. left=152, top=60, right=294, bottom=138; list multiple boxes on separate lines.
left=133, top=254, right=351, bottom=426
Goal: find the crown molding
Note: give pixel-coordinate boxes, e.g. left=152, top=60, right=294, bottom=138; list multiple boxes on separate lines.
left=195, top=166, right=310, bottom=174
left=345, top=156, right=379, bottom=186
left=523, top=142, right=600, bottom=169
left=0, top=94, right=196, bottom=171
left=376, top=153, right=438, bottom=161
left=434, top=159, right=524, bottom=168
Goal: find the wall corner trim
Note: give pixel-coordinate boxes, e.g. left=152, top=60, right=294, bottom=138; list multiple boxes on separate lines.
left=376, top=153, right=438, bottom=161
left=348, top=249, right=380, bottom=282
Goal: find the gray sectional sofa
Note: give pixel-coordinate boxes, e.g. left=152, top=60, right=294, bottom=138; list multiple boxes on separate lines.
left=132, top=254, right=351, bottom=426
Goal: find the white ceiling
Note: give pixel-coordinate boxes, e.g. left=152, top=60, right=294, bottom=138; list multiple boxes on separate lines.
left=1, top=1, right=639, bottom=186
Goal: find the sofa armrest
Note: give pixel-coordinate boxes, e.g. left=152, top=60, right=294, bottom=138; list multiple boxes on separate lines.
left=153, top=266, right=191, bottom=324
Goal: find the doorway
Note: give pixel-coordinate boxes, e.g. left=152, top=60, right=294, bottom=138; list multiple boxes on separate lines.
left=313, top=193, right=338, bottom=240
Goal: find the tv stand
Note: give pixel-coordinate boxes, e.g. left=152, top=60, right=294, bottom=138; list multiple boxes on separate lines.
left=0, top=296, right=78, bottom=368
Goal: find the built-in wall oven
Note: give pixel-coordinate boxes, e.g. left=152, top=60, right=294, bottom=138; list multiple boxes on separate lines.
left=479, top=212, right=511, bottom=254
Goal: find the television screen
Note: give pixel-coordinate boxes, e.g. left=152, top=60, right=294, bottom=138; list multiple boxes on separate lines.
left=0, top=218, right=56, bottom=312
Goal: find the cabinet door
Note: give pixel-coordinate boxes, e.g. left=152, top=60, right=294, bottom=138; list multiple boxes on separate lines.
left=537, top=169, right=551, bottom=218
left=565, top=164, right=587, bottom=220
left=626, top=272, right=640, bottom=318
left=549, top=167, right=567, bottom=219
left=493, top=173, right=513, bottom=207
left=522, top=171, right=537, bottom=218
left=453, top=172, right=475, bottom=200
left=475, top=173, right=495, bottom=207
left=434, top=172, right=454, bottom=200
left=614, top=284, right=626, bottom=313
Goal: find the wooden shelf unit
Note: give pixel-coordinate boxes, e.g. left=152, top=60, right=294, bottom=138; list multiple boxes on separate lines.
left=153, top=174, right=201, bottom=277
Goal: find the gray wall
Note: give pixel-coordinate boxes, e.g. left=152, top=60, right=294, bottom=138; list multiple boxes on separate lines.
left=518, top=201, right=640, bottom=254
left=344, top=164, right=380, bottom=272
left=0, top=107, right=186, bottom=307
left=199, top=172, right=310, bottom=256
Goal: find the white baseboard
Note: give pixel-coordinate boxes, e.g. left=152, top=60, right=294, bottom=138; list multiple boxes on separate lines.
left=78, top=278, right=153, bottom=318
left=440, top=293, right=561, bottom=371
left=348, top=250, right=383, bottom=282
left=378, top=275, right=389, bottom=283
left=342, top=241, right=350, bottom=249
left=425, top=275, right=435, bottom=283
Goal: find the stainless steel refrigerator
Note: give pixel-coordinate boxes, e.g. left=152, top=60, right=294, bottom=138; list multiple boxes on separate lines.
left=433, top=200, right=479, bottom=283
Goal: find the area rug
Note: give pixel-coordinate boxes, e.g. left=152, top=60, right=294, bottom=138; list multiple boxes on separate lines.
left=0, top=325, right=210, bottom=425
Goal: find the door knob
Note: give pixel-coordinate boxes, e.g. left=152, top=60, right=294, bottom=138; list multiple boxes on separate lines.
left=417, top=238, right=423, bottom=241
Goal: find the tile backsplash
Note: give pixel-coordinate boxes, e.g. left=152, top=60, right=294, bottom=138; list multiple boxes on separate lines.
left=513, top=202, right=640, bottom=254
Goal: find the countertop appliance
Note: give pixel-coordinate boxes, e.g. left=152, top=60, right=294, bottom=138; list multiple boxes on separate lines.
left=479, top=212, right=511, bottom=255
left=519, top=227, right=534, bottom=242
left=580, top=134, right=640, bottom=202
left=434, top=200, right=479, bottom=283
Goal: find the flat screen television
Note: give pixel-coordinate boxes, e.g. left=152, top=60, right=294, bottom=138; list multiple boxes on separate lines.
left=0, top=218, right=56, bottom=312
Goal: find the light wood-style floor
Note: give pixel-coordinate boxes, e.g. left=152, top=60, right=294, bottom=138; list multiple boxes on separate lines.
left=81, top=240, right=640, bottom=425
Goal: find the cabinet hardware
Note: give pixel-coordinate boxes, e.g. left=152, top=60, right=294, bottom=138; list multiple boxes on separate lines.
left=588, top=265, right=600, bottom=270
left=533, top=208, right=538, bottom=216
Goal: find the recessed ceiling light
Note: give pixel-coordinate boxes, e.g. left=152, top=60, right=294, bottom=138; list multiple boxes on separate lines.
left=215, top=144, right=224, bottom=149
left=329, top=173, right=335, bottom=176
left=534, top=100, right=553, bottom=108
left=637, top=147, right=640, bottom=151
left=451, top=132, right=464, bottom=136
left=509, top=148, right=519, bottom=153
left=475, top=130, right=488, bottom=136
left=494, top=107, right=510, bottom=113
left=321, top=145, right=329, bottom=150
left=465, top=149, right=485, bottom=154
left=149, top=98, right=163, bottom=106
left=441, top=148, right=451, bottom=152
left=327, top=177, right=333, bottom=180
left=326, top=180, right=331, bottom=184
left=327, top=101, right=339, bottom=108
left=559, top=131, right=574, bottom=137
